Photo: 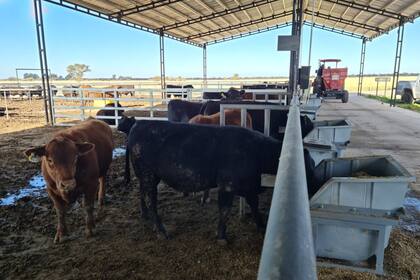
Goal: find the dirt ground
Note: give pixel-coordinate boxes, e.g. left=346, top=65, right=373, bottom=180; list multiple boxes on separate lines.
left=0, top=98, right=419, bottom=279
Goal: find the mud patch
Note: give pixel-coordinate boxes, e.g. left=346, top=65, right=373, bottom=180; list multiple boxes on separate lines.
left=0, top=173, right=46, bottom=206
left=400, top=192, right=420, bottom=233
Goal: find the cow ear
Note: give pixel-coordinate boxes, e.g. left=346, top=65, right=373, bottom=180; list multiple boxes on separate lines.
left=76, top=143, right=95, bottom=156
left=24, top=146, right=46, bottom=163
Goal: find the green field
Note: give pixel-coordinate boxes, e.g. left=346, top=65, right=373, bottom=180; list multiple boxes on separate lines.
left=364, top=94, right=420, bottom=113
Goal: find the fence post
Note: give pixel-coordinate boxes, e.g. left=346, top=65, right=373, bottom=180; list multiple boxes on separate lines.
left=150, top=90, right=154, bottom=118
left=80, top=89, right=85, bottom=121
left=114, top=89, right=118, bottom=126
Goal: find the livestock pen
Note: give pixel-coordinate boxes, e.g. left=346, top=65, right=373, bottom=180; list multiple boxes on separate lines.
left=1, top=0, right=420, bottom=279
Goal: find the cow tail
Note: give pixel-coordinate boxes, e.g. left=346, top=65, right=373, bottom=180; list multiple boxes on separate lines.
left=125, top=142, right=131, bottom=184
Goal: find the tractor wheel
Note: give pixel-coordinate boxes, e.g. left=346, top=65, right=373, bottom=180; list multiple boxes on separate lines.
left=341, top=91, right=349, bottom=103
left=401, top=90, right=414, bottom=104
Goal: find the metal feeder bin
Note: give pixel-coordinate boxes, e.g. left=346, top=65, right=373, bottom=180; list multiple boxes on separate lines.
left=309, top=155, right=415, bottom=275
left=304, top=119, right=352, bottom=146
left=300, top=108, right=317, bottom=120
left=307, top=96, right=322, bottom=107
left=303, top=140, right=339, bottom=167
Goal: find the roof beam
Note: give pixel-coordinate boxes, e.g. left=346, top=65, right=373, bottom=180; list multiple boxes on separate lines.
left=109, top=0, right=183, bottom=18
left=354, top=0, right=418, bottom=34
left=207, top=22, right=292, bottom=45
left=43, top=0, right=202, bottom=47
left=157, top=5, right=218, bottom=39
left=196, top=0, right=234, bottom=34
left=332, top=6, right=350, bottom=28
left=185, top=10, right=293, bottom=40
left=162, top=0, right=278, bottom=31
left=322, top=0, right=405, bottom=20
left=303, top=21, right=365, bottom=40
left=215, top=0, right=252, bottom=31
left=306, top=10, right=383, bottom=32
left=175, top=1, right=223, bottom=30
left=352, top=0, right=376, bottom=22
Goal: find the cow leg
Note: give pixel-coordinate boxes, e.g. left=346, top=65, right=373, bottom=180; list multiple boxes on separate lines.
left=48, top=189, right=67, bottom=244
left=146, top=186, right=169, bottom=239
left=83, top=189, right=96, bottom=239
left=139, top=181, right=149, bottom=220
left=216, top=190, right=234, bottom=244
left=141, top=172, right=168, bottom=239
left=201, top=190, right=211, bottom=205
left=245, top=194, right=264, bottom=230
left=98, top=176, right=106, bottom=211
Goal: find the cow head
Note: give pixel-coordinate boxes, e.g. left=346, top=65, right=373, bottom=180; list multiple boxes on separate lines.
left=24, top=137, right=94, bottom=198
left=222, top=87, right=245, bottom=100
left=117, top=115, right=136, bottom=135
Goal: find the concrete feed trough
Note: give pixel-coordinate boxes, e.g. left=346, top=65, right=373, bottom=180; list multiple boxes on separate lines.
left=304, top=119, right=352, bottom=146
left=310, top=155, right=415, bottom=274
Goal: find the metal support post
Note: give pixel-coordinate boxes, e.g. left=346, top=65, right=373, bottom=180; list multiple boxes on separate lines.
left=288, top=0, right=303, bottom=99
left=357, top=38, right=366, bottom=96
left=159, top=29, right=166, bottom=98
left=34, top=0, right=53, bottom=124
left=390, top=21, right=404, bottom=107
left=203, top=44, right=207, bottom=88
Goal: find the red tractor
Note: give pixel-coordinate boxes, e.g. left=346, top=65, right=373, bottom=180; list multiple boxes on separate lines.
left=313, top=59, right=349, bottom=103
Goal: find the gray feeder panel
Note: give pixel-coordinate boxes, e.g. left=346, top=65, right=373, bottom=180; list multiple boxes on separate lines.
left=304, top=119, right=352, bottom=146
left=304, top=141, right=339, bottom=166
left=309, top=155, right=416, bottom=274
left=301, top=110, right=317, bottom=120
left=307, top=97, right=321, bottom=107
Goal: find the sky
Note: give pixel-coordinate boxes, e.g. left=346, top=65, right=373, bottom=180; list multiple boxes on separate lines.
left=0, top=0, right=419, bottom=79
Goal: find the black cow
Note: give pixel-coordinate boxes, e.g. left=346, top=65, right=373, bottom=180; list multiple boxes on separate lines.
left=203, top=87, right=245, bottom=100
left=122, top=119, right=315, bottom=243
left=167, top=99, right=203, bottom=123
left=96, top=102, right=124, bottom=126
left=200, top=100, right=314, bottom=141
left=118, top=115, right=136, bottom=183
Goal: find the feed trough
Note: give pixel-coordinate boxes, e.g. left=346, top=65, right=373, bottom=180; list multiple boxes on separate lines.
left=309, top=155, right=415, bottom=274
left=300, top=107, right=318, bottom=120
left=303, top=140, right=339, bottom=167
left=304, top=119, right=352, bottom=146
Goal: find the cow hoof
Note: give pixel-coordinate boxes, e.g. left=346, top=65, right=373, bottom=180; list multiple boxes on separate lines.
left=54, top=233, right=64, bottom=244
left=85, top=229, right=94, bottom=239
left=157, top=232, right=171, bottom=240
left=217, top=239, right=228, bottom=246
left=200, top=197, right=211, bottom=205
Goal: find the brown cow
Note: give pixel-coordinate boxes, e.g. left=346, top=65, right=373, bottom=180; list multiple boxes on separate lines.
left=188, top=109, right=253, bottom=128
left=24, top=119, right=113, bottom=243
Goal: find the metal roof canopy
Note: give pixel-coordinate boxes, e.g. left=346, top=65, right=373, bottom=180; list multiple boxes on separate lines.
left=44, top=0, right=420, bottom=46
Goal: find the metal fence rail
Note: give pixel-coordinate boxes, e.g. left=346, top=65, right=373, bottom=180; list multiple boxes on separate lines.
left=257, top=95, right=317, bottom=280
left=51, top=87, right=290, bottom=127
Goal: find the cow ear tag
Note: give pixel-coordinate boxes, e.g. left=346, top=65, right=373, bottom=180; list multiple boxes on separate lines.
left=28, top=153, right=41, bottom=163
left=24, top=146, right=46, bottom=163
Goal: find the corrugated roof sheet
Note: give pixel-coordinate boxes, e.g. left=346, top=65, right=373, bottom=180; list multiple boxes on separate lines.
left=45, top=0, right=420, bottom=46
